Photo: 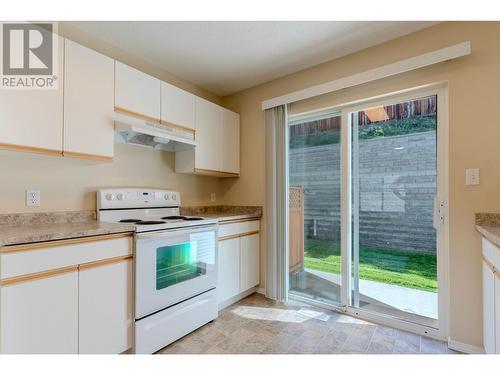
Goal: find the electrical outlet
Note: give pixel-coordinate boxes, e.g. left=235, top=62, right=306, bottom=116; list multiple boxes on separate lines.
left=465, top=168, right=480, bottom=186
left=26, top=190, right=41, bottom=207
left=210, top=192, right=216, bottom=202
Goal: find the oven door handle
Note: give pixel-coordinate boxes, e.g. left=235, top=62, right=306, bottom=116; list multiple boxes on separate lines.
left=135, top=224, right=217, bottom=241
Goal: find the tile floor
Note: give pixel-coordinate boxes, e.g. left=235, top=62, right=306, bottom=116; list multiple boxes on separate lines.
left=157, top=293, right=458, bottom=355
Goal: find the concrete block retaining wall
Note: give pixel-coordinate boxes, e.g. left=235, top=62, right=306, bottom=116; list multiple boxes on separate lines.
left=289, top=131, right=436, bottom=253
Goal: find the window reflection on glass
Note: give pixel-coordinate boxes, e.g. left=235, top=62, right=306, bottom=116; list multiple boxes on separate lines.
left=156, top=241, right=206, bottom=290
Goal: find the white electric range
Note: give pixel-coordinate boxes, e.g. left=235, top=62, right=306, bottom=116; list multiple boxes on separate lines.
left=97, top=188, right=219, bottom=354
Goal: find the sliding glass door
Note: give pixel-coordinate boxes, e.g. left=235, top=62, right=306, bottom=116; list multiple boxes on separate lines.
left=288, top=111, right=342, bottom=306
left=287, top=86, right=448, bottom=336
left=348, top=93, right=441, bottom=328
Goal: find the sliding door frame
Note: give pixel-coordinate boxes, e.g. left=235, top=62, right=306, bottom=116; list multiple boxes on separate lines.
left=289, top=83, right=450, bottom=341
left=340, top=85, right=449, bottom=340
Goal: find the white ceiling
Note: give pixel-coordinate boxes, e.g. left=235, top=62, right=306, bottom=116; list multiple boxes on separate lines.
left=67, top=21, right=438, bottom=97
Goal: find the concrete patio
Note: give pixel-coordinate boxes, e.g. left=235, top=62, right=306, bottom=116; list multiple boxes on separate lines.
left=290, top=268, right=437, bottom=324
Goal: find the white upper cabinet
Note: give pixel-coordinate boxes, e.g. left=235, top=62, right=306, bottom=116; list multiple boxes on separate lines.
left=115, top=61, right=161, bottom=120
left=0, top=35, right=64, bottom=156
left=222, top=109, right=240, bottom=175
left=161, top=81, right=196, bottom=130
left=175, top=97, right=240, bottom=177
left=63, top=39, right=115, bottom=160
left=194, top=97, right=223, bottom=172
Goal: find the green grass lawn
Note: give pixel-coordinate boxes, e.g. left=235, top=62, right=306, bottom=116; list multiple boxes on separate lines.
left=303, top=239, right=437, bottom=292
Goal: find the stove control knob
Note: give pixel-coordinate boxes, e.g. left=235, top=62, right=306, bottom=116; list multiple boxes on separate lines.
left=171, top=194, right=177, bottom=201
left=164, top=194, right=170, bottom=201
left=116, top=193, right=124, bottom=201
left=105, top=193, right=115, bottom=201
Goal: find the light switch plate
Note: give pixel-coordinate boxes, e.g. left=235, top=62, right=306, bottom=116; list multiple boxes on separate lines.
left=465, top=168, right=480, bottom=185
left=210, top=192, right=216, bottom=202
left=26, top=190, right=41, bottom=206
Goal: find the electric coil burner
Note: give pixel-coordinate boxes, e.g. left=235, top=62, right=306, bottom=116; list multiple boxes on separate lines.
left=97, top=188, right=218, bottom=354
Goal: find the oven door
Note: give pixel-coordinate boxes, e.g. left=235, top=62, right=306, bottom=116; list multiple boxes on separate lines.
left=135, top=225, right=217, bottom=320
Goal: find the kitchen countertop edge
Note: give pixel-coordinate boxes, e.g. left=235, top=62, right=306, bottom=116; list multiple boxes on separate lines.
left=0, top=222, right=135, bottom=248
left=0, top=211, right=262, bottom=248
left=206, top=213, right=262, bottom=222
left=476, top=225, right=500, bottom=249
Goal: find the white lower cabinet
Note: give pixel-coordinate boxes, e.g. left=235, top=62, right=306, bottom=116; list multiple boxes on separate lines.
left=78, top=259, right=133, bottom=354
left=481, top=238, right=500, bottom=354
left=217, top=223, right=260, bottom=308
left=217, top=238, right=241, bottom=303
left=482, top=260, right=496, bottom=354
left=496, top=276, right=500, bottom=352
left=0, top=235, right=133, bottom=354
left=240, top=234, right=260, bottom=291
left=0, top=271, right=79, bottom=354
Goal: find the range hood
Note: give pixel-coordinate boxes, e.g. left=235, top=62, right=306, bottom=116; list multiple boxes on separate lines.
left=114, top=112, right=197, bottom=152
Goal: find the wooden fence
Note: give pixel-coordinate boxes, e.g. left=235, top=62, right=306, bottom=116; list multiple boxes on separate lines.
left=289, top=96, right=437, bottom=135
left=357, top=95, right=437, bottom=126
left=289, top=186, right=304, bottom=272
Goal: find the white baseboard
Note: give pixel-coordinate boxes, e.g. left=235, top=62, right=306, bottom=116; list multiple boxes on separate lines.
left=448, top=338, right=484, bottom=354
left=218, top=287, right=258, bottom=311
left=256, top=287, right=266, bottom=295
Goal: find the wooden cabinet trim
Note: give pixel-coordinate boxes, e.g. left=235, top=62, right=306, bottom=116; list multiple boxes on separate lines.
left=63, top=150, right=113, bottom=162
left=218, top=233, right=241, bottom=242
left=0, top=144, right=113, bottom=161
left=160, top=119, right=196, bottom=134
left=0, top=265, right=78, bottom=287
left=219, top=218, right=261, bottom=225
left=1, top=256, right=133, bottom=286
left=238, top=231, right=260, bottom=238
left=194, top=168, right=240, bottom=177
left=0, top=142, right=63, bottom=157
left=115, top=106, right=196, bottom=135
left=219, top=230, right=259, bottom=242
left=78, top=255, right=133, bottom=271
left=483, top=256, right=499, bottom=278
left=1, top=232, right=133, bottom=254
left=114, top=106, right=161, bottom=124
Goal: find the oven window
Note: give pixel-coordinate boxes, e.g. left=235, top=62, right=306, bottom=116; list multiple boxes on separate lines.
left=156, top=242, right=207, bottom=290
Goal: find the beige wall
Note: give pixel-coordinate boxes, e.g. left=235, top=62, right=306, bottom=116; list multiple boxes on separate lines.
left=1, top=24, right=224, bottom=213
left=221, top=22, right=500, bottom=348
left=0, top=144, right=221, bottom=212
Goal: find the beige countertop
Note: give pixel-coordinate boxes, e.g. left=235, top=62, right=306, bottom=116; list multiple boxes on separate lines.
left=475, top=213, right=500, bottom=249
left=0, top=207, right=262, bottom=248
left=476, top=225, right=500, bottom=249
left=181, top=205, right=262, bottom=223
left=0, top=221, right=135, bottom=248
left=0, top=214, right=261, bottom=248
